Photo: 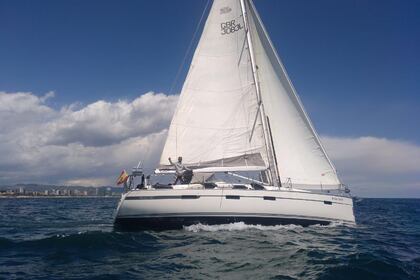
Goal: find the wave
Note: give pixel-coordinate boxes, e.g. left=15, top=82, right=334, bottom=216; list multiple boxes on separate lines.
left=183, top=220, right=353, bottom=232
left=311, top=220, right=355, bottom=228
left=0, top=236, right=14, bottom=247
left=0, top=231, right=159, bottom=252
left=183, top=222, right=303, bottom=232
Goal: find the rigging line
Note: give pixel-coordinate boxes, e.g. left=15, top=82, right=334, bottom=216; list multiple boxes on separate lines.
left=266, top=116, right=282, bottom=187
left=168, top=0, right=211, bottom=96
left=249, top=101, right=262, bottom=142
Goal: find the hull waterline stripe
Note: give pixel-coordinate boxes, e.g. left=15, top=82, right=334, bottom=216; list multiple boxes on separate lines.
left=114, top=216, right=334, bottom=230
left=116, top=212, right=355, bottom=224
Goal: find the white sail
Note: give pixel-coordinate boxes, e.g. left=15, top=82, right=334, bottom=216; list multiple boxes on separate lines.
left=246, top=0, right=341, bottom=189
left=159, top=0, right=268, bottom=170
left=160, top=0, right=341, bottom=189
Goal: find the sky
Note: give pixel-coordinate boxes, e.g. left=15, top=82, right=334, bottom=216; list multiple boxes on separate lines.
left=0, top=0, right=419, bottom=197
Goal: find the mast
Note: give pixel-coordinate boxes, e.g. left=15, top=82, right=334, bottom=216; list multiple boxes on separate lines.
left=239, top=0, right=281, bottom=187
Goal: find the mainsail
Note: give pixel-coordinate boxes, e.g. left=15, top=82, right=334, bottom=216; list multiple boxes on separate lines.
left=159, top=0, right=341, bottom=189
left=159, top=0, right=268, bottom=170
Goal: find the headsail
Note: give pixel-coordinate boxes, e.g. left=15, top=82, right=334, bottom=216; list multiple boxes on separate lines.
left=159, top=0, right=268, bottom=171
left=245, top=0, right=341, bottom=189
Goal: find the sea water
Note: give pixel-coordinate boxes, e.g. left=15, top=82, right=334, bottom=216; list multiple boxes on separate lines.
left=0, top=197, right=419, bottom=279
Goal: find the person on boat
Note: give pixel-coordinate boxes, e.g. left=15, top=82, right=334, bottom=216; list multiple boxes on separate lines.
left=168, top=156, right=192, bottom=184
left=136, top=174, right=145, bottom=189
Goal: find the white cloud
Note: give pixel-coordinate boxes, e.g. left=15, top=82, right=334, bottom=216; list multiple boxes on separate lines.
left=40, top=91, right=55, bottom=102
left=0, top=91, right=56, bottom=133
left=0, top=91, right=177, bottom=186
left=45, top=92, right=178, bottom=147
left=0, top=90, right=419, bottom=196
left=322, top=136, right=420, bottom=197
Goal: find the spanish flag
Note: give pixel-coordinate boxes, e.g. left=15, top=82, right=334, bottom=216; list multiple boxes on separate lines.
left=116, top=170, right=129, bottom=185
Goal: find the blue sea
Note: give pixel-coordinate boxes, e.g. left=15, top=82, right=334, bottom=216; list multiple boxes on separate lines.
left=0, top=197, right=419, bottom=279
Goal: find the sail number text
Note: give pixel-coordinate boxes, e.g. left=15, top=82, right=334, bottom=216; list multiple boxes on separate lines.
left=221, top=20, right=243, bottom=35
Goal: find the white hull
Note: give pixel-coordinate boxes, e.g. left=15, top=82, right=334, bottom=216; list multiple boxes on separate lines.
left=114, top=188, right=355, bottom=230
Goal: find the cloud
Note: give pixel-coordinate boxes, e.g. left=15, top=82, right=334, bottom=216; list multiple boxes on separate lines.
left=0, top=90, right=419, bottom=197
left=40, top=91, right=55, bottom=102
left=0, top=91, right=177, bottom=186
left=0, top=91, right=56, bottom=133
left=322, top=136, right=420, bottom=197
left=45, top=92, right=178, bottom=147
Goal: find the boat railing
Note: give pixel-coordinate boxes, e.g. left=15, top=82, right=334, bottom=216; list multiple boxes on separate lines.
left=123, top=166, right=148, bottom=193
left=280, top=178, right=351, bottom=197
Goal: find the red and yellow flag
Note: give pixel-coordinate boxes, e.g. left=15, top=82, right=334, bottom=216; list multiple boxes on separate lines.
left=116, top=170, right=129, bottom=185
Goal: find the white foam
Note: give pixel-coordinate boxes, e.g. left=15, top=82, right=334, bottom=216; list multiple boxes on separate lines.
left=183, top=220, right=356, bottom=232
left=308, top=220, right=357, bottom=229
left=310, top=221, right=343, bottom=228
left=183, top=222, right=302, bottom=232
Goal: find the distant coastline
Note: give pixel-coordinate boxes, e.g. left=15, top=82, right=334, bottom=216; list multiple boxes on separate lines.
left=0, top=183, right=122, bottom=198
left=0, top=195, right=119, bottom=198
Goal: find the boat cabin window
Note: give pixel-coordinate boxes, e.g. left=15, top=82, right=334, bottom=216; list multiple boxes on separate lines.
left=203, top=182, right=217, bottom=189
left=233, top=185, right=248, bottom=190
left=251, top=183, right=265, bottom=190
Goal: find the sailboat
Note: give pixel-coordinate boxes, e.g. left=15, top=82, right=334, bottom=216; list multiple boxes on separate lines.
left=114, top=0, right=355, bottom=230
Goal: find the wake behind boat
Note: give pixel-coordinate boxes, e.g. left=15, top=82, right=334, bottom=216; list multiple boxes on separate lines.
left=114, top=0, right=355, bottom=230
